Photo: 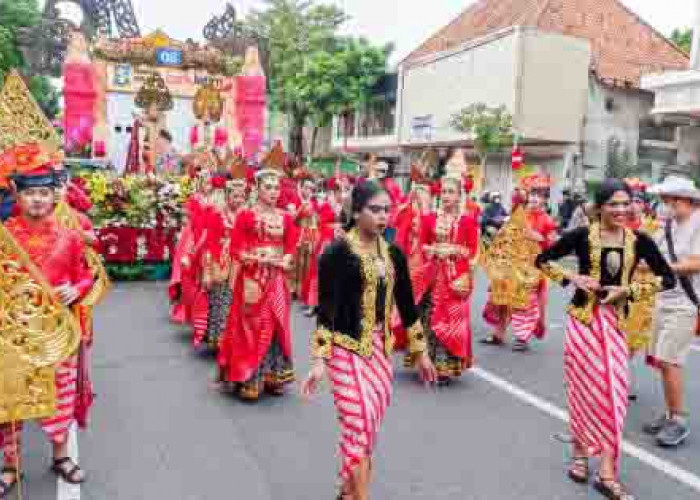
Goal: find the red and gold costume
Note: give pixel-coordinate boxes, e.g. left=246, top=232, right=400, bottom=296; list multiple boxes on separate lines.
left=168, top=194, right=210, bottom=339
left=293, top=192, right=321, bottom=306
left=218, top=155, right=299, bottom=400
left=483, top=174, right=557, bottom=346
left=196, top=175, right=236, bottom=349
left=415, top=172, right=479, bottom=379
left=218, top=206, right=298, bottom=397
left=0, top=149, right=94, bottom=470
left=622, top=178, right=659, bottom=352
left=394, top=160, right=437, bottom=308
left=1, top=216, right=93, bottom=449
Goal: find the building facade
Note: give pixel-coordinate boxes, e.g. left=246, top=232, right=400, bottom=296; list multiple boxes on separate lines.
left=333, top=0, right=689, bottom=198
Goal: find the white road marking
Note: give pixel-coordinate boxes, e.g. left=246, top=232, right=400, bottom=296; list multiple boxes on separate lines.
left=690, top=344, right=700, bottom=353
left=472, top=366, right=700, bottom=494
left=56, top=423, right=81, bottom=500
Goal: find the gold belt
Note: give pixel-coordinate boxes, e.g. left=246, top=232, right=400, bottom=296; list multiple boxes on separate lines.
left=255, top=246, right=283, bottom=259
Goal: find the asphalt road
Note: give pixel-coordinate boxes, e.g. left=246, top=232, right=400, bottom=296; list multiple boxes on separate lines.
left=14, top=273, right=700, bottom=499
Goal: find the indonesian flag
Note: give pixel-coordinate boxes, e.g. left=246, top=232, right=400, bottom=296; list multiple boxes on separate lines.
left=511, top=145, right=523, bottom=171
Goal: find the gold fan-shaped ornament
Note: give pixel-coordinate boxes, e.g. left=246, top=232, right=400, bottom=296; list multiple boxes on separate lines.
left=0, top=223, right=82, bottom=423
left=480, top=207, right=542, bottom=308
left=0, top=70, right=61, bottom=153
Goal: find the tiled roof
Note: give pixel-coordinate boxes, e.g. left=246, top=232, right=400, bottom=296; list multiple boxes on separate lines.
left=403, top=0, right=688, bottom=88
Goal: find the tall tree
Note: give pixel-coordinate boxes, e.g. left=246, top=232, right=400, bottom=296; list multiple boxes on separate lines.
left=450, top=103, right=513, bottom=172
left=0, top=0, right=60, bottom=119
left=671, top=28, right=693, bottom=54
left=297, top=38, right=390, bottom=155
left=243, top=0, right=387, bottom=156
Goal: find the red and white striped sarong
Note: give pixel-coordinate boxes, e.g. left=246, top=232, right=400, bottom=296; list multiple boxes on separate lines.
left=327, top=327, right=393, bottom=483
left=1, top=356, right=78, bottom=463
left=565, top=306, right=629, bottom=468
left=511, top=291, right=542, bottom=343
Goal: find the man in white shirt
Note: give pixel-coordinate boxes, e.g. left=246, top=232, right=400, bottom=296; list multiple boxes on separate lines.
left=646, top=176, right=700, bottom=447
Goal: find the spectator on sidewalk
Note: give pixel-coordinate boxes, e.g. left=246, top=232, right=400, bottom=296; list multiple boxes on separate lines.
left=558, top=188, right=575, bottom=229
left=646, top=175, right=700, bottom=447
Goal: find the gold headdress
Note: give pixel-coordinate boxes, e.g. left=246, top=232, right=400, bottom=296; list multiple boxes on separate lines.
left=443, top=148, right=467, bottom=186
left=411, top=150, right=436, bottom=192
left=257, top=141, right=285, bottom=180
left=229, top=151, right=248, bottom=189
left=480, top=207, right=542, bottom=308
left=0, top=70, right=61, bottom=155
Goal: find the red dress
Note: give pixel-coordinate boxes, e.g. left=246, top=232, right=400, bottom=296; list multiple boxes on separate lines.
left=2, top=216, right=93, bottom=446
left=295, top=199, right=320, bottom=305
left=218, top=207, right=299, bottom=392
left=197, top=203, right=236, bottom=348
left=302, top=201, right=340, bottom=307
left=420, top=211, right=479, bottom=376
left=168, top=196, right=209, bottom=334
left=394, top=202, right=429, bottom=303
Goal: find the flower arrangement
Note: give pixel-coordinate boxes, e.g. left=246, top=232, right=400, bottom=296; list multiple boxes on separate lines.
left=78, top=172, right=193, bottom=230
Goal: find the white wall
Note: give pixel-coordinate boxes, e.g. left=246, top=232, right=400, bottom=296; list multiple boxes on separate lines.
left=397, top=28, right=591, bottom=147
left=398, top=31, right=518, bottom=147
left=518, top=30, right=590, bottom=143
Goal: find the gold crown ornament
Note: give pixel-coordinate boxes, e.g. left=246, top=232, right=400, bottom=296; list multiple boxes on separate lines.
left=0, top=70, right=61, bottom=155
left=257, top=141, right=286, bottom=180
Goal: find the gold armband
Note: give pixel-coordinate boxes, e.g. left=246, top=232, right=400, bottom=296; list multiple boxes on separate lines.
left=406, top=320, right=427, bottom=355
left=540, top=262, right=568, bottom=285
left=311, top=327, right=333, bottom=359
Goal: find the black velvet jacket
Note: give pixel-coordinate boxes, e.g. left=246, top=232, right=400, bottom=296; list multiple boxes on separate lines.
left=536, top=225, right=676, bottom=323
left=311, top=231, right=425, bottom=359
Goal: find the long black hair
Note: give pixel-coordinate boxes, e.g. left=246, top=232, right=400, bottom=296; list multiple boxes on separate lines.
left=344, top=180, right=387, bottom=231
left=594, top=178, right=631, bottom=208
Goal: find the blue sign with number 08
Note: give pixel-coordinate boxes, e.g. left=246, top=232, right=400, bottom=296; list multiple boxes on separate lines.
left=156, top=48, right=183, bottom=67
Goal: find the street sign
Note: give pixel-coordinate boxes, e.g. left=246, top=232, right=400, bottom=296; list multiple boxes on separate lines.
left=156, top=48, right=183, bottom=67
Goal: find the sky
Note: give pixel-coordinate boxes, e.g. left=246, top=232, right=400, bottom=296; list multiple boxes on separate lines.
left=54, top=0, right=695, bottom=64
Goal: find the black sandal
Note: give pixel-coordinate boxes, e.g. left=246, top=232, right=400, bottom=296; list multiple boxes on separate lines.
left=512, top=339, right=530, bottom=352
left=479, top=335, right=504, bottom=346
left=0, top=467, right=21, bottom=499
left=594, top=474, right=635, bottom=500
left=51, top=457, right=86, bottom=484
left=567, top=456, right=589, bottom=484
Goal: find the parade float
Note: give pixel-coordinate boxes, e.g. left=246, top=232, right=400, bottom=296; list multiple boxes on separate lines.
left=50, top=9, right=268, bottom=279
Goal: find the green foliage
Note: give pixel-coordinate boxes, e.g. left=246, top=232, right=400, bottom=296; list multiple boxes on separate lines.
left=585, top=179, right=603, bottom=198
left=0, top=0, right=41, bottom=81
left=450, top=103, right=513, bottom=164
left=221, top=55, right=244, bottom=77
left=0, top=0, right=60, bottom=119
left=605, top=137, right=641, bottom=180
left=28, top=75, right=61, bottom=119
left=241, top=0, right=388, bottom=155
left=300, top=38, right=389, bottom=129
left=671, top=28, right=693, bottom=54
